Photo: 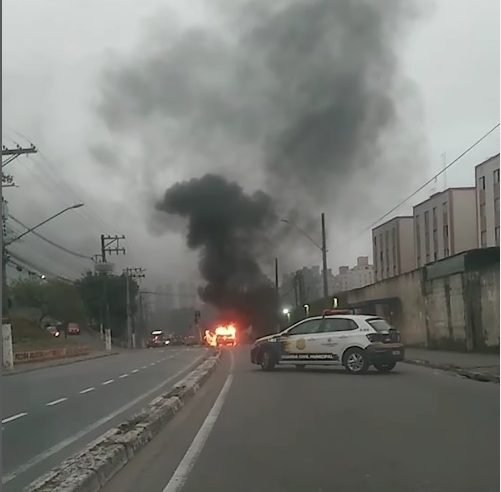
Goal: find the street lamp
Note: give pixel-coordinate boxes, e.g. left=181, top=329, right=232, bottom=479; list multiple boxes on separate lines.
left=6, top=203, right=84, bottom=245
left=282, top=307, right=291, bottom=322
left=281, top=213, right=329, bottom=301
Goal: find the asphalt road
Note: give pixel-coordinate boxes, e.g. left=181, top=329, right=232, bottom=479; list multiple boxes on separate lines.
left=104, top=347, right=499, bottom=492
left=2, top=346, right=208, bottom=492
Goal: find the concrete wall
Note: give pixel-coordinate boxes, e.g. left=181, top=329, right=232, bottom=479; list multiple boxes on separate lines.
left=344, top=248, right=499, bottom=352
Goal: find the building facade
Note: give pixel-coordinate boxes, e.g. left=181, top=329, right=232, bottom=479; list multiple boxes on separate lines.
left=332, top=257, right=375, bottom=292
left=413, top=187, right=477, bottom=267
left=475, top=154, right=500, bottom=247
left=372, top=216, right=415, bottom=281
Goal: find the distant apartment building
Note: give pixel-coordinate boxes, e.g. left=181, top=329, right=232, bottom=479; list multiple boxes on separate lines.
left=413, top=187, right=477, bottom=267
left=372, top=217, right=415, bottom=281
left=475, top=154, right=500, bottom=247
left=332, top=257, right=375, bottom=292
left=281, top=266, right=322, bottom=306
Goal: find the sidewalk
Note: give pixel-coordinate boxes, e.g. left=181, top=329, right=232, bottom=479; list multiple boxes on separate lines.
left=3, top=349, right=120, bottom=376
left=404, top=347, right=499, bottom=383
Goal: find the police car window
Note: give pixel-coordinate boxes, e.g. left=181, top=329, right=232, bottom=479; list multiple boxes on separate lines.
left=320, top=318, right=358, bottom=332
left=367, top=318, right=394, bottom=332
left=287, top=319, right=321, bottom=335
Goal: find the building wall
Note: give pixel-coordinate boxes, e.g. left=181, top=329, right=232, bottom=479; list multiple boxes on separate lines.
left=398, top=219, right=415, bottom=275
left=475, top=154, right=500, bottom=247
left=414, top=188, right=476, bottom=266
left=345, top=248, right=499, bottom=351
left=372, top=217, right=414, bottom=281
left=451, top=188, right=478, bottom=254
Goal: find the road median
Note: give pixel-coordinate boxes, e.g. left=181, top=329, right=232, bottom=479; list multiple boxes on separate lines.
left=25, top=349, right=221, bottom=492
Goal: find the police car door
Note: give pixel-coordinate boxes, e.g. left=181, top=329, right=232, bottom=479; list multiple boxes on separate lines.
left=314, top=317, right=360, bottom=363
left=279, top=318, right=322, bottom=364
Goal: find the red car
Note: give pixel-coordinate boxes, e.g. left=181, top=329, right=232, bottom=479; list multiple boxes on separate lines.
left=67, top=323, right=81, bottom=335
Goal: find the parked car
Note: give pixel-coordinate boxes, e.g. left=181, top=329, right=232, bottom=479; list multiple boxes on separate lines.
left=147, top=330, right=170, bottom=348
left=67, top=323, right=81, bottom=335
left=251, top=312, right=404, bottom=374
left=45, top=324, right=61, bottom=337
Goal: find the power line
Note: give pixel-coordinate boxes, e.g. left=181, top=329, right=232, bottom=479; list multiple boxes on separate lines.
left=8, top=214, right=93, bottom=260
left=7, top=250, right=74, bottom=283
left=362, top=122, right=500, bottom=233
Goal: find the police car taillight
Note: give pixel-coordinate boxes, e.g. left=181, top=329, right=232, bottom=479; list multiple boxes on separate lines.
left=366, top=333, right=380, bottom=343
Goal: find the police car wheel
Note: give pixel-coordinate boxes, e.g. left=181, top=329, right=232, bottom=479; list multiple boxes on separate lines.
left=260, top=350, right=276, bottom=371
left=343, top=348, right=369, bottom=374
left=374, top=362, right=396, bottom=372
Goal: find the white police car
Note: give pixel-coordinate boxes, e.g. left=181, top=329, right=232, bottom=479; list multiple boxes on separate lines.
left=250, top=311, right=404, bottom=374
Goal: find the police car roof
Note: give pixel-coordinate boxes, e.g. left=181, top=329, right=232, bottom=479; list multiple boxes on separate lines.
left=309, top=314, right=381, bottom=321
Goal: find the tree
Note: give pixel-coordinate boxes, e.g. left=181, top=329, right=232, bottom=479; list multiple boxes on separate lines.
left=9, top=278, right=87, bottom=324
left=75, top=272, right=138, bottom=339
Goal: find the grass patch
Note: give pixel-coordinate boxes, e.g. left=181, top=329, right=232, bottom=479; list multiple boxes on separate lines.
left=11, top=318, right=83, bottom=352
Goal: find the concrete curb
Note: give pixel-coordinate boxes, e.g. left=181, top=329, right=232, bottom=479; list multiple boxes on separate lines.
left=3, top=351, right=120, bottom=377
left=403, top=358, right=500, bottom=383
left=25, top=350, right=221, bottom=492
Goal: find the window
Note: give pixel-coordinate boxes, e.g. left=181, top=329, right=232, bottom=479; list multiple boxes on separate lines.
left=432, top=207, right=437, bottom=230
left=479, top=176, right=486, bottom=190
left=319, top=318, right=358, bottom=333
left=495, top=197, right=500, bottom=216
left=286, top=319, right=321, bottom=335
left=494, top=169, right=500, bottom=184
left=496, top=227, right=500, bottom=246
left=367, top=318, right=396, bottom=333
left=443, top=224, right=449, bottom=257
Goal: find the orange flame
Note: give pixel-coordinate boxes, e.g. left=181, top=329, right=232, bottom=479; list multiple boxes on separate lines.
left=204, top=324, right=237, bottom=347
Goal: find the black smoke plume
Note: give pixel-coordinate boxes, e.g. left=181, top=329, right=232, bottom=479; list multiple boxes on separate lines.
left=157, top=174, right=278, bottom=331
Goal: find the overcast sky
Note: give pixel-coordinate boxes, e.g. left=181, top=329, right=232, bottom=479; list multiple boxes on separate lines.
left=2, top=0, right=500, bottom=288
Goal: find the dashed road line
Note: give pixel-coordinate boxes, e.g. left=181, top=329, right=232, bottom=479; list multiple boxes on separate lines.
left=79, top=387, right=95, bottom=394
left=119, top=373, right=129, bottom=379
left=46, top=398, right=68, bottom=407
left=141, top=365, right=148, bottom=369
left=149, top=362, right=156, bottom=366
left=2, top=412, right=28, bottom=424
left=102, top=379, right=114, bottom=386
left=132, top=369, right=139, bottom=373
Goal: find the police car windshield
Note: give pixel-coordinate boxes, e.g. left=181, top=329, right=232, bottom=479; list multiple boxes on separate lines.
left=367, top=318, right=394, bottom=332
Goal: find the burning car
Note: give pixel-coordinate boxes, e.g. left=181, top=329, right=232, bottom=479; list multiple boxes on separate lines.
left=205, top=324, right=237, bottom=348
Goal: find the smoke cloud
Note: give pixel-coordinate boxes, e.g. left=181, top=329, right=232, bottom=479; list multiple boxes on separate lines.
left=157, top=174, right=278, bottom=330
left=96, top=0, right=423, bottom=328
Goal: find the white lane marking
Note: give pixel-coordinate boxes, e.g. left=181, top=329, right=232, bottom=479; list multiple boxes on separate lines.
left=2, top=354, right=206, bottom=485
left=162, top=352, right=234, bottom=492
left=46, top=398, right=67, bottom=407
left=149, top=362, right=156, bottom=366
left=131, top=369, right=139, bottom=374
left=119, top=373, right=129, bottom=379
left=2, top=412, right=28, bottom=424
left=79, top=387, right=95, bottom=394
left=141, top=365, right=148, bottom=369
left=102, top=379, right=114, bottom=386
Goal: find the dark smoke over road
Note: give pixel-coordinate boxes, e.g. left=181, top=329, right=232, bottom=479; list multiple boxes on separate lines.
left=96, top=0, right=423, bottom=328
left=157, top=174, right=278, bottom=331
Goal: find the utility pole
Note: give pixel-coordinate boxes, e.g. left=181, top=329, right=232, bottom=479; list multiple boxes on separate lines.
left=321, top=212, right=329, bottom=301
left=1, top=144, right=38, bottom=315
left=124, top=267, right=145, bottom=349
left=96, top=234, right=126, bottom=343
left=275, top=257, right=280, bottom=332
